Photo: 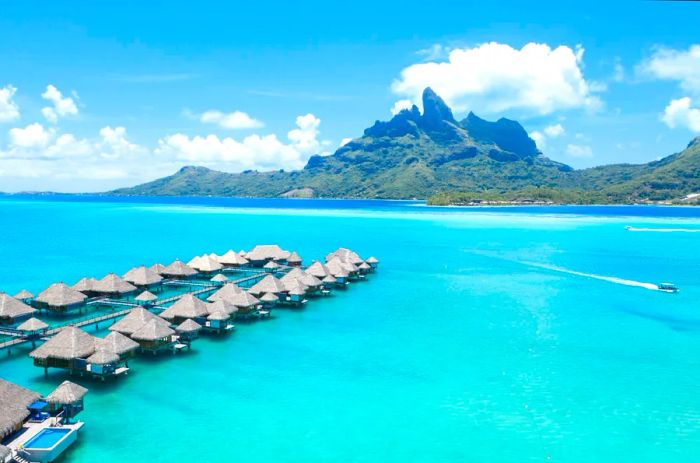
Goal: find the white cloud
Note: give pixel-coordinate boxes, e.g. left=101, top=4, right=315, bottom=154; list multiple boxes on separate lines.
left=340, top=137, right=353, bottom=146
left=0, top=85, right=20, bottom=122
left=566, top=144, right=593, bottom=158
left=391, top=42, right=602, bottom=116
left=529, top=124, right=565, bottom=150
left=662, top=97, right=700, bottom=132
left=639, top=45, right=700, bottom=94
left=529, top=131, right=546, bottom=149
left=199, top=110, right=264, bottom=129
left=9, top=123, right=54, bottom=148
left=390, top=99, right=413, bottom=115
left=41, top=84, right=78, bottom=123
left=543, top=123, right=565, bottom=138
left=612, top=62, right=625, bottom=83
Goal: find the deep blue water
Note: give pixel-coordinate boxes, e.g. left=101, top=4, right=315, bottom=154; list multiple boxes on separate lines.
left=1, top=195, right=700, bottom=462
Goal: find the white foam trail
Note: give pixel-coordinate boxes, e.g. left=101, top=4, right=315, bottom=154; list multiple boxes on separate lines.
left=523, top=261, right=661, bottom=291
left=625, top=226, right=700, bottom=233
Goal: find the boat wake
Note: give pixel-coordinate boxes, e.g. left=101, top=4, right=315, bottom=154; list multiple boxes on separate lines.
left=625, top=226, right=700, bottom=233
left=522, top=261, right=661, bottom=291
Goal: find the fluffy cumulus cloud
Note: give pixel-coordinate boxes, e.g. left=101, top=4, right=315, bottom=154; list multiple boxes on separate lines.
left=9, top=123, right=54, bottom=149
left=639, top=45, right=700, bottom=94
left=566, top=144, right=593, bottom=158
left=662, top=97, right=700, bottom=132
left=0, top=85, right=20, bottom=122
left=41, top=84, right=79, bottom=123
left=391, top=42, right=602, bottom=116
left=199, top=110, right=264, bottom=129
left=529, top=123, right=565, bottom=149
left=390, top=99, right=413, bottom=115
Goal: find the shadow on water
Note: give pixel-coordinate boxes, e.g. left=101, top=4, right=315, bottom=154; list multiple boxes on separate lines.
left=617, top=306, right=700, bottom=332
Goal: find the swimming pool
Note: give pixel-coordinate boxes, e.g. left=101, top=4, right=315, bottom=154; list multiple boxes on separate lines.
left=24, top=428, right=71, bottom=449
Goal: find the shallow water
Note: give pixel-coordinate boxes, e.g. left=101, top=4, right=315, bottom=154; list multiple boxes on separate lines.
left=1, top=196, right=699, bottom=462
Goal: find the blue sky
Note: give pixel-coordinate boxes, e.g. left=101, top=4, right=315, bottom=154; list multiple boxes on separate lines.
left=0, top=0, right=699, bottom=191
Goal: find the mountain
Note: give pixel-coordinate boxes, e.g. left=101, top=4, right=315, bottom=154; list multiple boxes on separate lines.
left=113, top=88, right=700, bottom=203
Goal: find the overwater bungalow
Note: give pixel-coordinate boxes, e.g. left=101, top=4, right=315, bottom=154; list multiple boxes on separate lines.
left=218, top=290, right=261, bottom=316
left=260, top=292, right=279, bottom=308
left=263, top=261, right=280, bottom=272
left=321, top=275, right=337, bottom=294
left=123, top=265, right=163, bottom=289
left=160, top=259, right=198, bottom=279
left=92, top=273, right=138, bottom=297
left=326, top=247, right=365, bottom=265
left=149, top=263, right=166, bottom=275
left=287, top=251, right=302, bottom=267
left=16, top=317, right=49, bottom=347
left=207, top=282, right=243, bottom=302
left=0, top=378, right=86, bottom=463
left=176, top=319, right=202, bottom=344
left=0, top=292, right=35, bottom=324
left=306, top=261, right=332, bottom=279
left=95, top=332, right=139, bottom=363
left=248, top=274, right=286, bottom=297
left=210, top=274, right=228, bottom=285
left=191, top=254, right=223, bottom=273
left=159, top=293, right=209, bottom=324
left=326, top=258, right=357, bottom=283
left=284, top=268, right=322, bottom=295
left=29, top=326, right=97, bottom=377
left=109, top=307, right=163, bottom=337
left=245, top=244, right=291, bottom=267
left=205, top=311, right=234, bottom=333
left=208, top=299, right=238, bottom=318
left=365, top=256, right=380, bottom=270
left=217, top=250, right=249, bottom=267
left=130, top=319, right=177, bottom=354
left=358, top=262, right=372, bottom=274
left=34, top=283, right=87, bottom=313
left=187, top=255, right=203, bottom=267
left=134, top=290, right=158, bottom=306
left=14, top=289, right=34, bottom=304
left=84, top=350, right=126, bottom=380
left=71, top=277, right=99, bottom=296
left=286, top=286, right=307, bottom=305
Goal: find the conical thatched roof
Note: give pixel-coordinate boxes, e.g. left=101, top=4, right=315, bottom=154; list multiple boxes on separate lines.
left=135, top=290, right=158, bottom=302
left=159, top=294, right=209, bottom=320
left=285, top=268, right=322, bottom=287
left=210, top=274, right=228, bottom=283
left=149, top=263, right=166, bottom=275
left=14, top=289, right=34, bottom=300
left=0, top=379, right=41, bottom=439
left=326, top=259, right=351, bottom=277
left=45, top=381, right=88, bottom=405
left=93, top=273, right=138, bottom=294
left=207, top=310, right=229, bottom=321
left=238, top=249, right=247, bottom=256
left=208, top=300, right=238, bottom=316
left=161, top=259, right=198, bottom=277
left=260, top=292, right=279, bottom=303
left=0, top=445, right=10, bottom=461
left=217, top=250, right=249, bottom=266
left=322, top=275, right=337, bottom=284
left=366, top=256, right=379, bottom=264
left=0, top=292, right=35, bottom=319
left=249, top=274, right=286, bottom=295
left=109, top=307, right=161, bottom=335
left=207, top=283, right=243, bottom=302
left=263, top=261, right=280, bottom=270
left=72, top=277, right=99, bottom=293
left=359, top=262, right=371, bottom=270
left=280, top=275, right=308, bottom=293
left=176, top=319, right=202, bottom=333
left=288, top=287, right=306, bottom=296
left=131, top=318, right=175, bottom=341
left=306, top=261, right=331, bottom=278
left=123, top=266, right=163, bottom=286
left=287, top=251, right=302, bottom=264
left=36, top=283, right=87, bottom=308
left=328, top=257, right=358, bottom=273
left=87, top=349, right=119, bottom=365
left=326, top=247, right=364, bottom=265
left=96, top=331, right=139, bottom=356
left=16, top=317, right=48, bottom=332
left=30, top=326, right=96, bottom=360
left=223, top=290, right=260, bottom=309
left=187, top=255, right=203, bottom=267
left=246, top=244, right=290, bottom=261
left=192, top=254, right=223, bottom=272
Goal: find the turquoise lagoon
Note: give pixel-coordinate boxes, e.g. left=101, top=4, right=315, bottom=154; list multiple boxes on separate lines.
left=1, top=195, right=700, bottom=462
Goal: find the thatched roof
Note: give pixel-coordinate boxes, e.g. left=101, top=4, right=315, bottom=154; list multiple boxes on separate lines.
left=161, top=259, right=198, bottom=277
left=207, top=283, right=243, bottom=302
left=0, top=444, right=10, bottom=461
left=326, top=258, right=352, bottom=277
left=285, top=268, right=322, bottom=287
left=192, top=254, right=223, bottom=272
left=96, top=331, right=139, bottom=356
left=0, top=292, right=35, bottom=319
left=123, top=266, right=163, bottom=286
left=366, top=256, right=379, bottom=264
left=30, top=326, right=96, bottom=361
left=238, top=249, right=247, bottom=256
left=207, top=310, right=229, bottom=321
left=36, top=283, right=87, bottom=308
left=14, top=289, right=34, bottom=300
left=93, top=273, right=138, bottom=294
left=263, top=261, right=280, bottom=270
left=260, top=292, right=279, bottom=303
left=222, top=290, right=260, bottom=309
left=187, top=255, right=203, bottom=267
left=149, top=263, right=166, bottom=275
left=322, top=275, right=337, bottom=284
left=208, top=300, right=238, bottom=316
left=359, top=262, right=371, bottom=270
left=72, top=277, right=98, bottom=293
left=326, top=247, right=364, bottom=265
left=131, top=318, right=175, bottom=341
left=176, top=319, right=202, bottom=333
left=16, top=317, right=48, bottom=332
left=109, top=307, right=161, bottom=335
left=135, top=290, right=158, bottom=302
left=210, top=274, right=228, bottom=283
left=288, top=286, right=306, bottom=296
left=287, top=251, right=302, bottom=263
left=328, top=257, right=358, bottom=273
left=246, top=244, right=291, bottom=261
left=45, top=381, right=87, bottom=405
left=280, top=275, right=308, bottom=293
left=0, top=379, right=41, bottom=439
left=217, top=250, right=249, bottom=266
left=159, top=294, right=209, bottom=320
left=249, top=274, right=286, bottom=295
left=87, top=349, right=119, bottom=365
left=306, top=261, right=331, bottom=278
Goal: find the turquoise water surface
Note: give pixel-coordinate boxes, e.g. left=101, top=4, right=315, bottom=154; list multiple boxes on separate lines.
left=1, top=196, right=700, bottom=462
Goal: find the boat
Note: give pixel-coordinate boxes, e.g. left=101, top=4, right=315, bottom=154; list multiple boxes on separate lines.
left=657, top=282, right=679, bottom=293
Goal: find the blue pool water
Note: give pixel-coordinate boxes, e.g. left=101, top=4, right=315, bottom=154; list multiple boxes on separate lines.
left=24, top=428, right=71, bottom=449
left=1, top=195, right=700, bottom=462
